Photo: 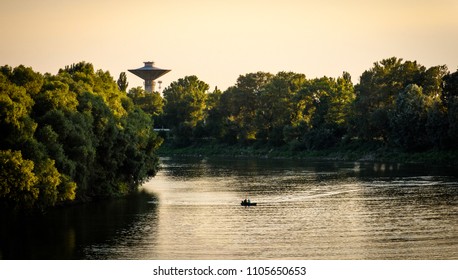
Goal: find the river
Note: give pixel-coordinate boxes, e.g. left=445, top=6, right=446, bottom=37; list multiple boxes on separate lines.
left=1, top=157, right=457, bottom=259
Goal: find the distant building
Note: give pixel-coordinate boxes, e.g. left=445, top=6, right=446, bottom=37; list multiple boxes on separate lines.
left=128, top=61, right=171, bottom=93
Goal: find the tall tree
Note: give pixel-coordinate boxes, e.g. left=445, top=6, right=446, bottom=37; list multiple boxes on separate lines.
left=163, top=75, right=209, bottom=128
left=297, top=74, right=354, bottom=149
left=352, top=58, right=427, bottom=142
left=162, top=76, right=209, bottom=146
left=128, top=86, right=164, bottom=117
left=0, top=72, right=36, bottom=148
left=117, top=72, right=129, bottom=92
left=442, top=69, right=458, bottom=147
left=390, top=84, right=429, bottom=150
left=221, top=72, right=273, bottom=143
left=256, top=72, right=306, bottom=145
left=199, top=87, right=224, bottom=140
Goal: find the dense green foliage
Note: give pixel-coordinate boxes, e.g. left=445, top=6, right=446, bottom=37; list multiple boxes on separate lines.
left=350, top=58, right=454, bottom=149
left=159, top=57, right=457, bottom=154
left=162, top=75, right=210, bottom=147
left=0, top=63, right=162, bottom=210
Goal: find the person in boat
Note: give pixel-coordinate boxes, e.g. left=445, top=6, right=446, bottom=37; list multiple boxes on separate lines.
left=242, top=198, right=251, bottom=205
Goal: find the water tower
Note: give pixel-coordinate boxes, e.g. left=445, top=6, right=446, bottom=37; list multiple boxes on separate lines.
left=128, top=61, right=171, bottom=93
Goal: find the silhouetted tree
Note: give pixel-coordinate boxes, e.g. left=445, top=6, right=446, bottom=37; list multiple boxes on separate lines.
left=117, top=72, right=129, bottom=92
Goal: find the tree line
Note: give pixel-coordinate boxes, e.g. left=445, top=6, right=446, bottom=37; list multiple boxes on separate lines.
left=139, top=57, right=457, bottom=152
left=2, top=57, right=457, bottom=209
left=1, top=62, right=162, bottom=210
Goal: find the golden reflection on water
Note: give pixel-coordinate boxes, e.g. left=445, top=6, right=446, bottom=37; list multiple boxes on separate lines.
left=127, top=158, right=458, bottom=260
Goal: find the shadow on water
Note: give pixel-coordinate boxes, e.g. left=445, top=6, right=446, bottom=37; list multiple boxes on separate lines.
left=0, top=191, right=158, bottom=260
left=161, top=156, right=351, bottom=178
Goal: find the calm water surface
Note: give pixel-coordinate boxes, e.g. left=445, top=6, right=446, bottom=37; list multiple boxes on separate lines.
left=1, top=157, right=457, bottom=259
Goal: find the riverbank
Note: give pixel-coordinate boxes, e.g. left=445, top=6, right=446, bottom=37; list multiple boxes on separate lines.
left=158, top=141, right=458, bottom=166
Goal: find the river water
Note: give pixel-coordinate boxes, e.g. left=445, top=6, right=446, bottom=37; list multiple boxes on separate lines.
left=1, top=157, right=457, bottom=259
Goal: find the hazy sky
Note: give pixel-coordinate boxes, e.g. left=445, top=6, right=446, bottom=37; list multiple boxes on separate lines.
left=1, top=0, right=458, bottom=91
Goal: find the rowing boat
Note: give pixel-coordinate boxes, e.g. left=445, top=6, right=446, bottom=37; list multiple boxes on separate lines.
left=241, top=201, right=257, bottom=206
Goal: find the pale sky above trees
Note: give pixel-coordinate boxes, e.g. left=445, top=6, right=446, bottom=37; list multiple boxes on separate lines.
left=1, top=0, right=457, bottom=91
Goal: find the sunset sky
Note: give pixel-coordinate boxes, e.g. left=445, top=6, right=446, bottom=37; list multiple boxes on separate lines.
left=1, top=0, right=458, bottom=91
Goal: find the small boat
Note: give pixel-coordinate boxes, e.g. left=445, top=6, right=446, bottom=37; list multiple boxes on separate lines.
left=241, top=200, right=257, bottom=206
